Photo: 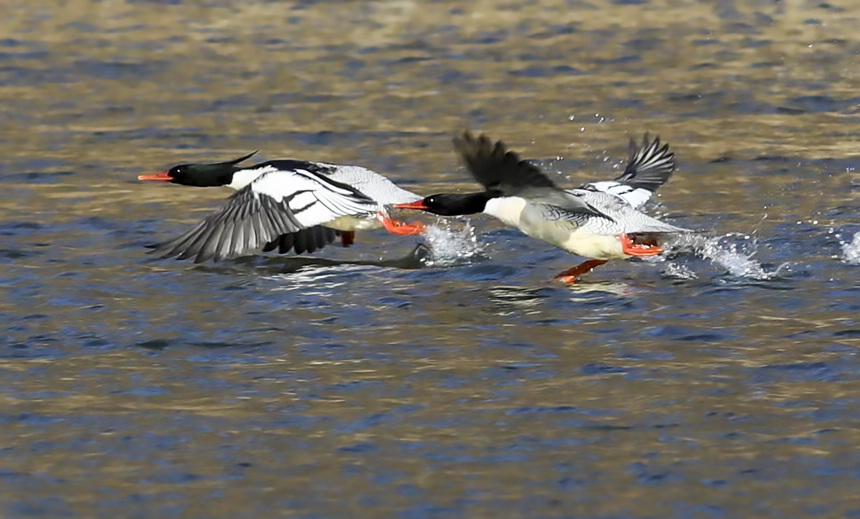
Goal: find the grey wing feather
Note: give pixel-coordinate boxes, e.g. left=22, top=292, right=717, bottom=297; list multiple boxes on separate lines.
left=522, top=188, right=615, bottom=223
left=535, top=200, right=616, bottom=229
left=152, top=188, right=317, bottom=263
left=261, top=227, right=339, bottom=255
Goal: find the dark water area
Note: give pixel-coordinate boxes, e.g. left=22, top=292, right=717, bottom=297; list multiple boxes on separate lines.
left=1, top=0, right=859, bottom=517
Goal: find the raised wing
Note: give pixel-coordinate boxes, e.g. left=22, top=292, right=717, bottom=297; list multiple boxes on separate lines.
left=453, top=130, right=557, bottom=193
left=581, top=134, right=675, bottom=208
left=151, top=169, right=378, bottom=263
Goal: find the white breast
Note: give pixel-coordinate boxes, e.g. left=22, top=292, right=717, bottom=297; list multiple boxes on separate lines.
left=484, top=197, right=527, bottom=227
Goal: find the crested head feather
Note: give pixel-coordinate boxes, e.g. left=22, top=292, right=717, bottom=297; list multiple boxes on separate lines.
left=224, top=150, right=258, bottom=167
left=173, top=151, right=259, bottom=174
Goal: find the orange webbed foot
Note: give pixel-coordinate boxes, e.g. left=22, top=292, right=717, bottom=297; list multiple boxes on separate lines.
left=620, top=234, right=663, bottom=257
left=553, top=260, right=608, bottom=285
left=376, top=213, right=426, bottom=235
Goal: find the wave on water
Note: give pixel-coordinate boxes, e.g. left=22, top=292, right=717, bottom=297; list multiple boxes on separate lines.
left=420, top=219, right=486, bottom=267
left=665, top=232, right=788, bottom=280
left=841, top=231, right=860, bottom=264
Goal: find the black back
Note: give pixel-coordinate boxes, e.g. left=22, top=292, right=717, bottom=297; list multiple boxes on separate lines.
left=258, top=160, right=335, bottom=175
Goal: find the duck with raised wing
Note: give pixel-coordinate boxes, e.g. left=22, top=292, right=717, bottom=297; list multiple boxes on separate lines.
left=139, top=151, right=425, bottom=263
left=394, top=131, right=690, bottom=283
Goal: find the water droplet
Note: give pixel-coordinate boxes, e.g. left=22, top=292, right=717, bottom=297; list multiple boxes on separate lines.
left=842, top=232, right=860, bottom=264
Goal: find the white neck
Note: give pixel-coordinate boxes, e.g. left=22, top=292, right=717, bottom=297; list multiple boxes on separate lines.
left=484, top=196, right=526, bottom=227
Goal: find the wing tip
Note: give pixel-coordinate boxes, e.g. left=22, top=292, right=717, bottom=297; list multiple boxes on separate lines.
left=453, top=129, right=557, bottom=191
left=620, top=132, right=676, bottom=192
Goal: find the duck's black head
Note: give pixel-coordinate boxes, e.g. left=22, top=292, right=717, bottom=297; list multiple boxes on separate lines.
left=394, top=191, right=498, bottom=216
left=138, top=151, right=257, bottom=187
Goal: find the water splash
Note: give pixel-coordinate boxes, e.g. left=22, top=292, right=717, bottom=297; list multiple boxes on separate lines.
left=668, top=232, right=786, bottom=280
left=421, top=219, right=486, bottom=267
left=662, top=261, right=698, bottom=280
left=841, top=232, right=860, bottom=264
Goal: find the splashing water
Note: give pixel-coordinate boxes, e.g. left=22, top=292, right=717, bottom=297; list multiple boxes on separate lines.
left=842, top=232, right=860, bottom=265
left=668, top=232, right=785, bottom=280
left=662, top=261, right=698, bottom=280
left=421, top=219, right=486, bottom=267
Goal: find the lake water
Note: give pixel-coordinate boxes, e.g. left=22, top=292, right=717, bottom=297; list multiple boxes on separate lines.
left=1, top=0, right=859, bottom=517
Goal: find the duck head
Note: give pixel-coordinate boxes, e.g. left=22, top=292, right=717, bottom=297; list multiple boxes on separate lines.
left=394, top=191, right=499, bottom=216
left=138, top=151, right=257, bottom=187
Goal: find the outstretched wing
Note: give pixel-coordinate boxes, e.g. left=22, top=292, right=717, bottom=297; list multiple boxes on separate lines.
left=453, top=130, right=557, bottom=193
left=151, top=169, right=378, bottom=263
left=261, top=227, right=340, bottom=255
left=581, top=134, right=675, bottom=208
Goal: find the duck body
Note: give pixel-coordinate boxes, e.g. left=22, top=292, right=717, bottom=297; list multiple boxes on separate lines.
left=226, top=160, right=421, bottom=231
left=485, top=186, right=687, bottom=261
left=139, top=152, right=424, bottom=263
left=396, top=131, right=691, bottom=283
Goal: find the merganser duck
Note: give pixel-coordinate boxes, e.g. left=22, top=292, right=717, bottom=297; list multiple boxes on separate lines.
left=394, top=131, right=690, bottom=284
left=138, top=151, right=425, bottom=263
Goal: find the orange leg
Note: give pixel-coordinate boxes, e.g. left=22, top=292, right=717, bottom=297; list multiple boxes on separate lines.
left=341, top=231, right=355, bottom=247
left=620, top=233, right=663, bottom=257
left=554, top=259, right=608, bottom=285
left=376, top=212, right=425, bottom=235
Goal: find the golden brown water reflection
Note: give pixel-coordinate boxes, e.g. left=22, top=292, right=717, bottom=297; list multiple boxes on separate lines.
left=0, top=0, right=859, bottom=517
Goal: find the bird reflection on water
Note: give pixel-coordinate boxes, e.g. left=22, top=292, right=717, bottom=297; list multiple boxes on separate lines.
left=192, top=243, right=432, bottom=277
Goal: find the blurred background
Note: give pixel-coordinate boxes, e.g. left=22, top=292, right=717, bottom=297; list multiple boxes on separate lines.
left=0, top=0, right=858, bottom=517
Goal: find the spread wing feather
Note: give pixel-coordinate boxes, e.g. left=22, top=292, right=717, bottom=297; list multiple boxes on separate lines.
left=151, top=170, right=377, bottom=263
left=581, top=134, right=675, bottom=208
left=453, top=130, right=557, bottom=193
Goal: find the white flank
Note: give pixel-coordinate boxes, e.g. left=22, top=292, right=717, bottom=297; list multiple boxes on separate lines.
left=325, top=215, right=383, bottom=231
left=560, top=228, right=626, bottom=260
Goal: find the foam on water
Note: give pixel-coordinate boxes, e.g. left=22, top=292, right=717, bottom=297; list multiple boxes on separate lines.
left=668, top=232, right=786, bottom=280
left=421, top=219, right=486, bottom=267
left=662, top=261, right=698, bottom=280
left=841, top=232, right=860, bottom=264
